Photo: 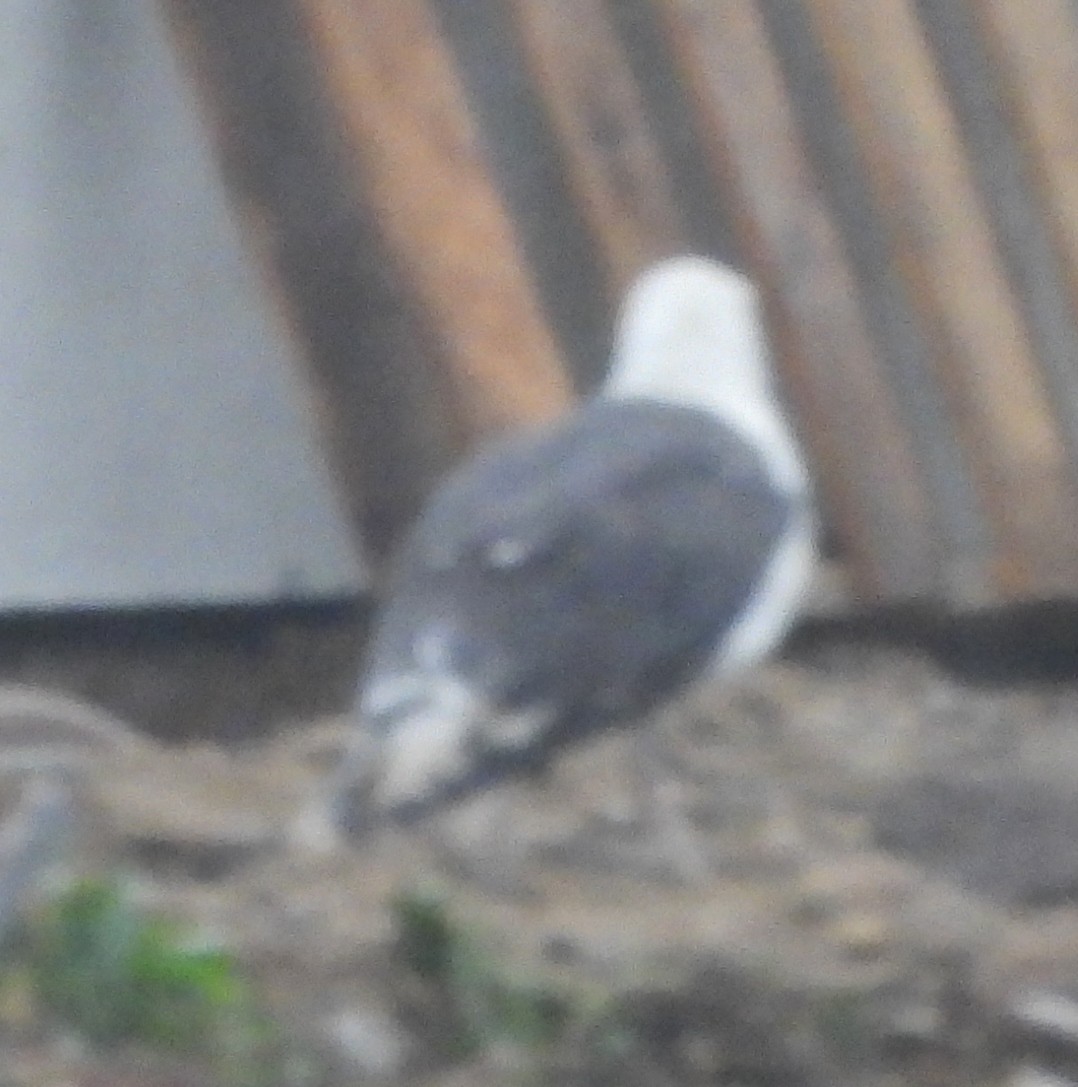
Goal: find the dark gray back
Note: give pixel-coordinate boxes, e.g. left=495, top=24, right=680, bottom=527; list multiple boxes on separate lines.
left=364, top=400, right=793, bottom=763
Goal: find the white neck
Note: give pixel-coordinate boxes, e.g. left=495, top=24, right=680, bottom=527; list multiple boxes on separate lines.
left=603, top=256, right=808, bottom=495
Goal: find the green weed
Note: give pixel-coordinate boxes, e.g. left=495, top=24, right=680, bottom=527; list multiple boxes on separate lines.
left=391, top=889, right=610, bottom=1065
left=4, top=875, right=317, bottom=1087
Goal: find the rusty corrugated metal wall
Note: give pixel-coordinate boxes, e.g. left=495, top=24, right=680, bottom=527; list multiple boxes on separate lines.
left=163, top=0, right=1078, bottom=610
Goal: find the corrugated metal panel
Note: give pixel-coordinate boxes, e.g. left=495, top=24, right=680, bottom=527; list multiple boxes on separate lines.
left=801, top=0, right=1078, bottom=601
left=655, top=0, right=940, bottom=600
left=0, top=0, right=363, bottom=610
left=508, top=0, right=687, bottom=299
left=668, top=0, right=1078, bottom=605
left=164, top=0, right=1078, bottom=609
left=162, top=0, right=575, bottom=572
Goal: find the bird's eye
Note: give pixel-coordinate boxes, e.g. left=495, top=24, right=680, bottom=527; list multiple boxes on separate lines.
left=483, top=536, right=532, bottom=569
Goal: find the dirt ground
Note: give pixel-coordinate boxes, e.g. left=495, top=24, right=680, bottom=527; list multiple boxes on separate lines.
left=5, top=614, right=1078, bottom=1086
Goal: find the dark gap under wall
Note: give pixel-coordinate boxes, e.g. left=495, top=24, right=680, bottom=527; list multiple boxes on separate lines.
left=0, top=598, right=367, bottom=743
left=787, top=599, right=1078, bottom=684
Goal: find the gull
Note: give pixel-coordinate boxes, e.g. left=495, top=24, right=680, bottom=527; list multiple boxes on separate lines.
left=297, top=256, right=817, bottom=880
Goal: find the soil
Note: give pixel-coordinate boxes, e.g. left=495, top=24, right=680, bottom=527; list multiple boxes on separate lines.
left=5, top=616, right=1078, bottom=1086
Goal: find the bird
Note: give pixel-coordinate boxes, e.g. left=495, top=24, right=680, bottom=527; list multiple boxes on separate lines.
left=297, top=255, right=817, bottom=877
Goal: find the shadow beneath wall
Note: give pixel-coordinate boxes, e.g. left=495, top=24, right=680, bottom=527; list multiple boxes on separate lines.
left=784, top=598, right=1078, bottom=685
left=0, top=597, right=370, bottom=743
